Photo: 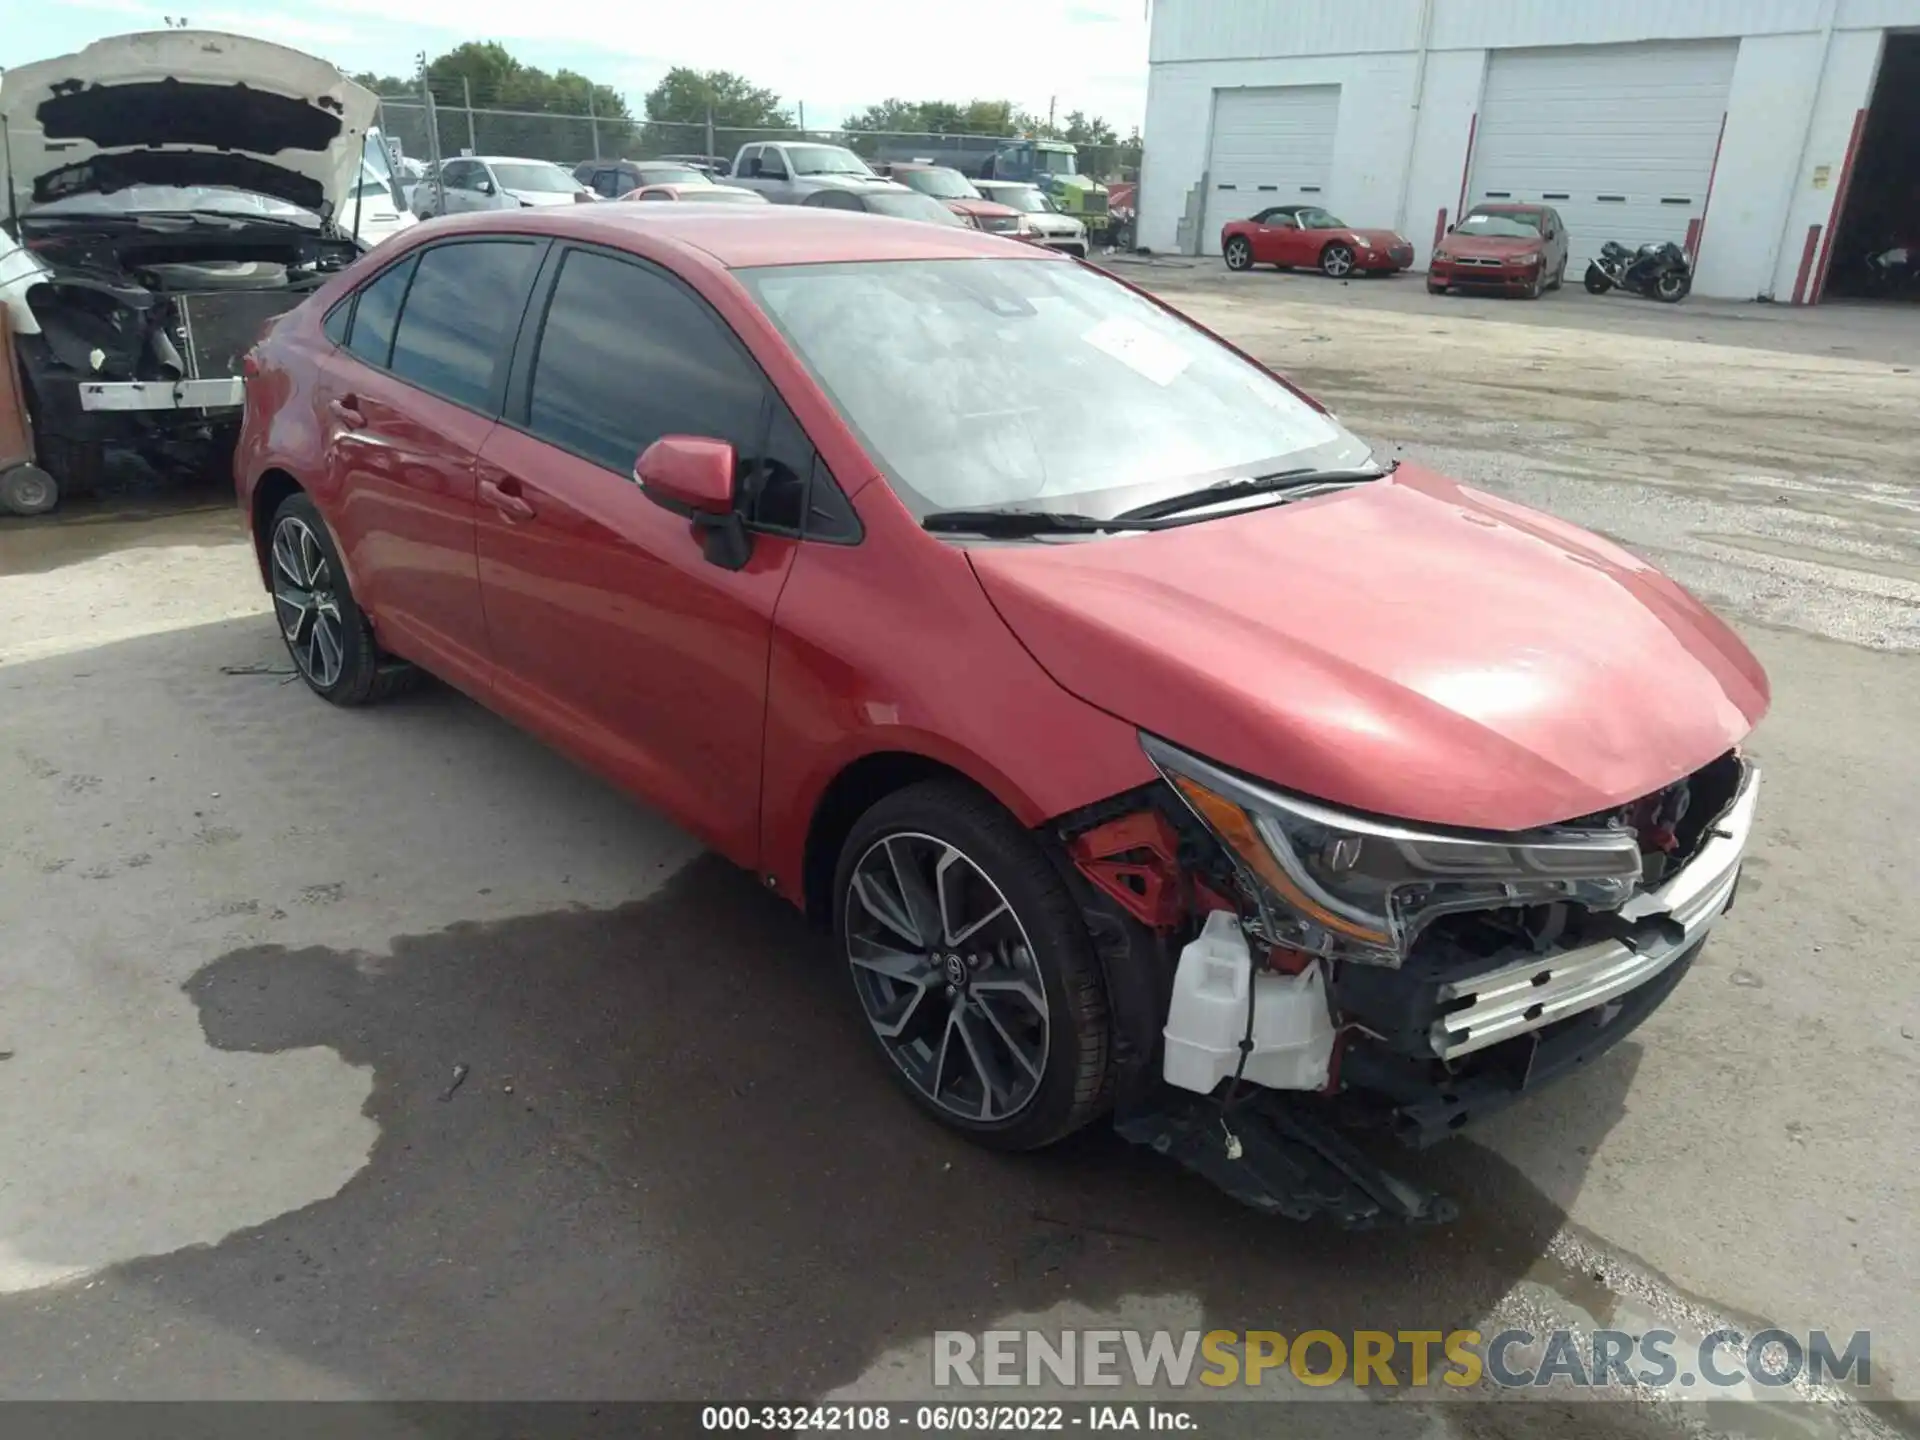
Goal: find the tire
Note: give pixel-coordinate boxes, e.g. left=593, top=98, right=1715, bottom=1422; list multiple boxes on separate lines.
left=1655, top=271, right=1691, bottom=304
left=268, top=492, right=417, bottom=706
left=1522, top=271, right=1544, bottom=300
left=1552, top=256, right=1568, bottom=291
left=1320, top=243, right=1355, bottom=278
left=1426, top=281, right=1447, bottom=296
left=833, top=780, right=1112, bottom=1151
left=1584, top=264, right=1613, bottom=295
left=0, top=464, right=59, bottom=516
left=1223, top=236, right=1253, bottom=272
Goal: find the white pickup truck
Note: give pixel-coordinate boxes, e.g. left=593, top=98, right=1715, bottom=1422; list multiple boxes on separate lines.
left=725, top=141, right=905, bottom=205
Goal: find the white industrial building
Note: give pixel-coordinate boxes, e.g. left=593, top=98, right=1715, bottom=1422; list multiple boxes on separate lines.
left=1138, top=0, right=1920, bottom=302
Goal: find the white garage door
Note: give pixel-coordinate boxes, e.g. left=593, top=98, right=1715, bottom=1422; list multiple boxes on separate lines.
left=1202, top=85, right=1339, bottom=255
left=1468, top=41, right=1736, bottom=272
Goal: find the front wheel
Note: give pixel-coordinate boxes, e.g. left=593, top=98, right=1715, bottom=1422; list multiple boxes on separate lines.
left=0, top=463, right=58, bottom=516
left=834, top=780, right=1112, bottom=1151
left=1655, top=270, right=1692, bottom=303
left=1223, top=236, right=1253, bottom=271
left=1584, top=264, right=1613, bottom=294
left=1321, top=243, right=1355, bottom=278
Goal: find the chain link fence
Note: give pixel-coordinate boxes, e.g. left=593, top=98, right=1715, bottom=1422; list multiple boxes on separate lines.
left=375, top=98, right=1140, bottom=184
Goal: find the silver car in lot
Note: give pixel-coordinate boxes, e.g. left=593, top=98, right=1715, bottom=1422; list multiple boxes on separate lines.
left=411, top=156, right=592, bottom=218
left=974, top=180, right=1090, bottom=257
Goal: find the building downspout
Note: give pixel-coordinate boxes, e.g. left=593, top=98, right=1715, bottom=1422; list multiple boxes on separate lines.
left=1394, top=0, right=1436, bottom=234
left=1763, top=0, right=1840, bottom=299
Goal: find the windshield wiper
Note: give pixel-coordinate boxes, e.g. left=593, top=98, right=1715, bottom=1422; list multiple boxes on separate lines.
left=1115, top=462, right=1395, bottom=522
left=922, top=509, right=1162, bottom=538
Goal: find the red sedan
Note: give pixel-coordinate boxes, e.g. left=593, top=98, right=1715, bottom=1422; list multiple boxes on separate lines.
left=236, top=206, right=1765, bottom=1220
left=1221, top=204, right=1414, bottom=277
left=1428, top=203, right=1571, bottom=298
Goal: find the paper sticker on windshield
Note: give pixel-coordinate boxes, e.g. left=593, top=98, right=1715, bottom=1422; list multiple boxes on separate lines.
left=1082, top=317, right=1192, bottom=387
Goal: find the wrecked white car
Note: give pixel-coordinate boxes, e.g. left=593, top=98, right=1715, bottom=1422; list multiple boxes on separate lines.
left=0, top=31, right=378, bottom=515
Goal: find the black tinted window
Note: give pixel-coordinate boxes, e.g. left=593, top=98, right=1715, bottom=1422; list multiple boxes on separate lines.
left=388, top=241, right=539, bottom=410
left=528, top=249, right=765, bottom=474
left=344, top=257, right=414, bottom=367
left=322, top=297, right=351, bottom=347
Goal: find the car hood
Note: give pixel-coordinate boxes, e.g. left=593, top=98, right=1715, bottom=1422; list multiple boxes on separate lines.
left=0, top=30, right=376, bottom=219
left=966, top=464, right=1769, bottom=832
left=946, top=198, right=1019, bottom=219
left=1350, top=228, right=1408, bottom=248
left=505, top=189, right=581, bottom=207
left=1442, top=234, right=1544, bottom=257
left=804, top=174, right=899, bottom=191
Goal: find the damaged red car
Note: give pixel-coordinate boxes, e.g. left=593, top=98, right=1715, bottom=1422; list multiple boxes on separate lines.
left=236, top=207, right=1767, bottom=1224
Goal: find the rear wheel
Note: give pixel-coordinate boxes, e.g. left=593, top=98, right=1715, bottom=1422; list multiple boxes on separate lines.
left=1321, top=243, right=1356, bottom=278
left=834, top=781, right=1112, bottom=1151
left=1552, top=256, right=1568, bottom=290
left=1223, top=236, right=1253, bottom=272
left=269, top=493, right=417, bottom=706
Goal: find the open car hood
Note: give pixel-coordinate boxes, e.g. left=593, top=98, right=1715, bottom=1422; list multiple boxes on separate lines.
left=0, top=31, right=377, bottom=219
left=967, top=464, right=1769, bottom=833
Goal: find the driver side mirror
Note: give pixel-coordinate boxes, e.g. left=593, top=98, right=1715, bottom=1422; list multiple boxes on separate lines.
left=1445, top=223, right=1456, bottom=233
left=477, top=178, right=496, bottom=196
left=636, top=436, right=750, bottom=569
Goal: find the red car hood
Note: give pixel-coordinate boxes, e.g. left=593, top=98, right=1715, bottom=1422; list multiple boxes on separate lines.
left=1350, top=229, right=1407, bottom=248
left=947, top=198, right=1019, bottom=219
left=968, top=465, right=1768, bottom=832
left=1443, top=234, right=1544, bottom=258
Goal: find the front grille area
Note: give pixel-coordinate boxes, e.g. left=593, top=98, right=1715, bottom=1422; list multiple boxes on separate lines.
left=1081, top=192, right=1108, bottom=216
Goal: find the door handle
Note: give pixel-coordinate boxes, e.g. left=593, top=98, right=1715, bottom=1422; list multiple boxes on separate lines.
left=479, top=475, right=535, bottom=521
left=328, top=396, right=366, bottom=430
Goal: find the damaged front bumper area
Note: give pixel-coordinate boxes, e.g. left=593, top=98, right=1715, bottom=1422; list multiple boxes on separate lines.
left=1065, top=748, right=1759, bottom=1225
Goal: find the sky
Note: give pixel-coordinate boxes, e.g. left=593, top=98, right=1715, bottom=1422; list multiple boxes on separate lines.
left=0, top=0, right=1153, bottom=132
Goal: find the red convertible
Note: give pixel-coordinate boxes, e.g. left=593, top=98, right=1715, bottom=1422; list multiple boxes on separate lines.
left=1221, top=205, right=1414, bottom=278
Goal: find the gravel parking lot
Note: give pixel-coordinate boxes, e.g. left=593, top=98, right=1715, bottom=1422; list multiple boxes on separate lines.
left=1, top=268, right=1915, bottom=1434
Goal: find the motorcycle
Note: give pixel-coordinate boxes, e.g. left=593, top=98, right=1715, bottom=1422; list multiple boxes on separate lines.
left=1584, top=239, right=1692, bottom=303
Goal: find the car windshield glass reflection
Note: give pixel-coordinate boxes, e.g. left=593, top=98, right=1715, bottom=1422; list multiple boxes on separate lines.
left=740, top=258, right=1369, bottom=520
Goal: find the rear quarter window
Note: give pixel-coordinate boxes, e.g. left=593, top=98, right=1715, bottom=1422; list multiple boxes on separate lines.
left=343, top=256, right=415, bottom=368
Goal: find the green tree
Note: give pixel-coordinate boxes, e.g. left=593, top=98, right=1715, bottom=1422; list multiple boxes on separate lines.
left=1062, top=110, right=1117, bottom=148
left=644, top=68, right=792, bottom=128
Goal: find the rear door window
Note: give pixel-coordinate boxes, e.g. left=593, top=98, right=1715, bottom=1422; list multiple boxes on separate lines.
left=343, top=256, right=415, bottom=368
left=387, top=240, right=542, bottom=410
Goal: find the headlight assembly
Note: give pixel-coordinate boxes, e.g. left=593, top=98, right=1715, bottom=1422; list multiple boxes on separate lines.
left=1141, top=734, right=1643, bottom=968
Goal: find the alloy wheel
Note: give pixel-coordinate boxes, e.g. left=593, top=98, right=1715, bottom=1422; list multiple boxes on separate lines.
left=1323, top=244, right=1355, bottom=277
left=845, top=832, right=1051, bottom=1124
left=1225, top=238, right=1252, bottom=271
left=271, top=515, right=346, bottom=690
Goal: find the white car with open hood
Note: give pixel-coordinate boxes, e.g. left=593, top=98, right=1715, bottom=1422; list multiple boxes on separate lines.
left=0, top=30, right=380, bottom=515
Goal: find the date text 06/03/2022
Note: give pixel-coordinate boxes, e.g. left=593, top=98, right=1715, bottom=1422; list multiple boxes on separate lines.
left=700, top=1403, right=1194, bottom=1431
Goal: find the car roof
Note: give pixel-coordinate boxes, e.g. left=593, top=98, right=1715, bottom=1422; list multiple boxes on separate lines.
left=471, top=156, right=569, bottom=166
left=1470, top=202, right=1547, bottom=213
left=415, top=203, right=1060, bottom=269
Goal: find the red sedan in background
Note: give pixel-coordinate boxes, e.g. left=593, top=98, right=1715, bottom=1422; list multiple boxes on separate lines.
left=1428, top=203, right=1571, bottom=298
left=1221, top=204, right=1414, bottom=277
left=235, top=205, right=1765, bottom=1223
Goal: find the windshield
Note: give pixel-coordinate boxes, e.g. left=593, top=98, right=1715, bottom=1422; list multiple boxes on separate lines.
left=492, top=162, right=577, bottom=193
left=740, top=258, right=1368, bottom=520
left=1298, top=208, right=1345, bottom=229
left=898, top=167, right=979, bottom=200
left=787, top=145, right=873, bottom=177
left=1457, top=211, right=1542, bottom=237
left=1031, top=147, right=1078, bottom=177
left=683, top=187, right=765, bottom=204
left=29, top=186, right=318, bottom=222
left=989, top=186, right=1056, bottom=214
left=865, top=191, right=965, bottom=225
left=638, top=165, right=711, bottom=187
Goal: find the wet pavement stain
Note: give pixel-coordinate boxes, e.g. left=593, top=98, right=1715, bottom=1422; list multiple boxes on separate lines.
left=0, top=857, right=1662, bottom=1404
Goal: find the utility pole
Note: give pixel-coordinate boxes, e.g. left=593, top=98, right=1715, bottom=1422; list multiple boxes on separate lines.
left=798, top=101, right=807, bottom=136
left=418, top=51, right=445, bottom=216
left=1048, top=95, right=1057, bottom=131
left=586, top=87, right=601, bottom=159
left=462, top=76, right=477, bottom=154
left=705, top=102, right=715, bottom=161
